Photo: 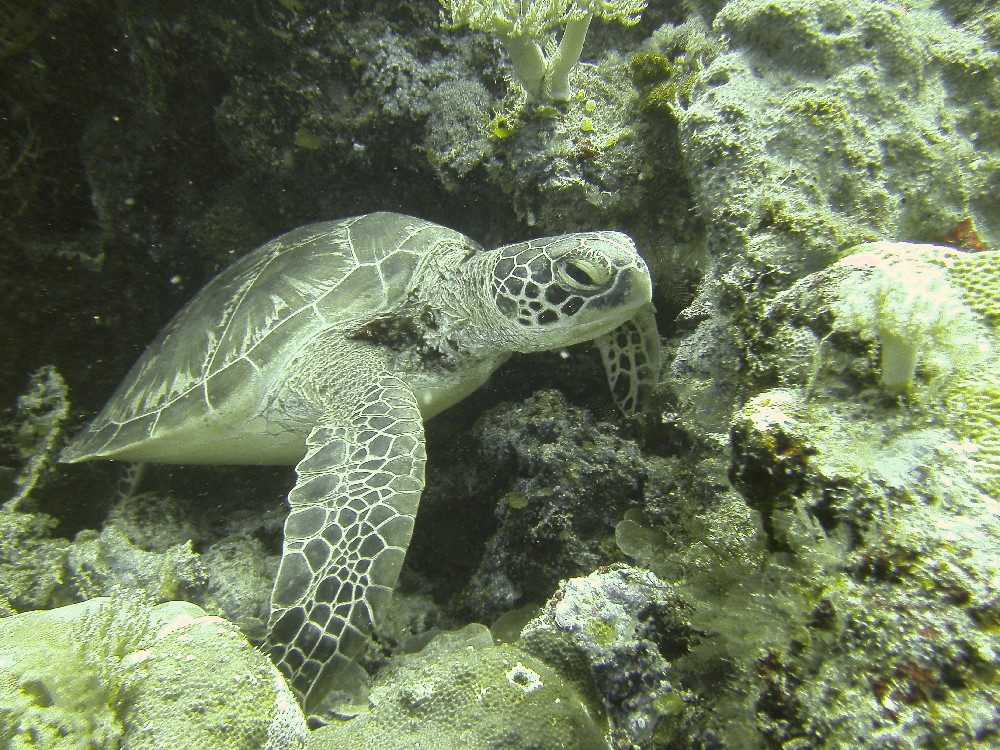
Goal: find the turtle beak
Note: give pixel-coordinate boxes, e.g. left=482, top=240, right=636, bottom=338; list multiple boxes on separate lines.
left=594, top=264, right=653, bottom=316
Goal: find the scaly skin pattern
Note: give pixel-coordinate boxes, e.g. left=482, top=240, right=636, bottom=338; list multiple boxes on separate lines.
left=268, top=373, right=425, bottom=711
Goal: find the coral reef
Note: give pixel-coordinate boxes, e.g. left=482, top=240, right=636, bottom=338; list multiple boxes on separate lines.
left=717, top=238, right=1000, bottom=747
left=826, top=243, right=989, bottom=389
left=3, top=0, right=1000, bottom=747
left=722, top=381, right=1000, bottom=747
left=441, top=0, right=647, bottom=101
left=0, top=596, right=307, bottom=750
left=462, top=390, right=648, bottom=620
left=308, top=623, right=609, bottom=749
left=0, top=509, right=70, bottom=614
left=4, top=366, right=69, bottom=512
left=520, top=566, right=696, bottom=749
left=674, top=0, right=1000, bottom=274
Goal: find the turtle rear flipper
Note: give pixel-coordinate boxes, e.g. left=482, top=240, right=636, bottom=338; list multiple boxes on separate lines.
left=267, top=374, right=426, bottom=714
left=595, top=303, right=661, bottom=414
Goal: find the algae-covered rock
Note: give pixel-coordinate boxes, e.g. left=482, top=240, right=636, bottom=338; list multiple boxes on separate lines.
left=722, top=240, right=1000, bottom=747
left=463, top=390, right=648, bottom=621
left=0, top=509, right=70, bottom=612
left=521, top=566, right=696, bottom=748
left=674, top=0, right=1000, bottom=273
left=309, top=624, right=610, bottom=750
left=0, top=597, right=306, bottom=750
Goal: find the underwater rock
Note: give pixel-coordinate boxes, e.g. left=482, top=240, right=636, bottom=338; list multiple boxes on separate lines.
left=724, top=240, right=1000, bottom=746
left=726, top=383, right=1000, bottom=748
left=521, top=565, right=696, bottom=749
left=308, top=623, right=610, bottom=750
left=66, top=494, right=208, bottom=603
left=674, top=0, right=1000, bottom=273
left=0, top=509, right=70, bottom=613
left=463, top=390, right=648, bottom=621
left=748, top=241, right=1000, bottom=499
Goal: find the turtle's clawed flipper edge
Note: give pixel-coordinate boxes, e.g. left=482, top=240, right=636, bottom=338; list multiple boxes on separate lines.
left=266, top=374, right=426, bottom=714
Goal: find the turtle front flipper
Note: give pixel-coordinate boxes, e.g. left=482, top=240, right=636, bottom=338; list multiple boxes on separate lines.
left=595, top=303, right=661, bottom=413
left=266, top=374, right=426, bottom=714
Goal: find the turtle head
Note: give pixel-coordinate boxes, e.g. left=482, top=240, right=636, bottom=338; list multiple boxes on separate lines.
left=486, top=230, right=653, bottom=352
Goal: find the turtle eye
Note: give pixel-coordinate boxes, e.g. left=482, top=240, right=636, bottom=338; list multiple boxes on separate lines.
left=557, top=259, right=610, bottom=290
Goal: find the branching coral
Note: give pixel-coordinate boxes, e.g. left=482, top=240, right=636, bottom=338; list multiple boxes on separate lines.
left=441, top=0, right=646, bottom=101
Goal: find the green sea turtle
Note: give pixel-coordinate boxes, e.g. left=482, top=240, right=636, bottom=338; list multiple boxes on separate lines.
left=60, top=212, right=659, bottom=713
